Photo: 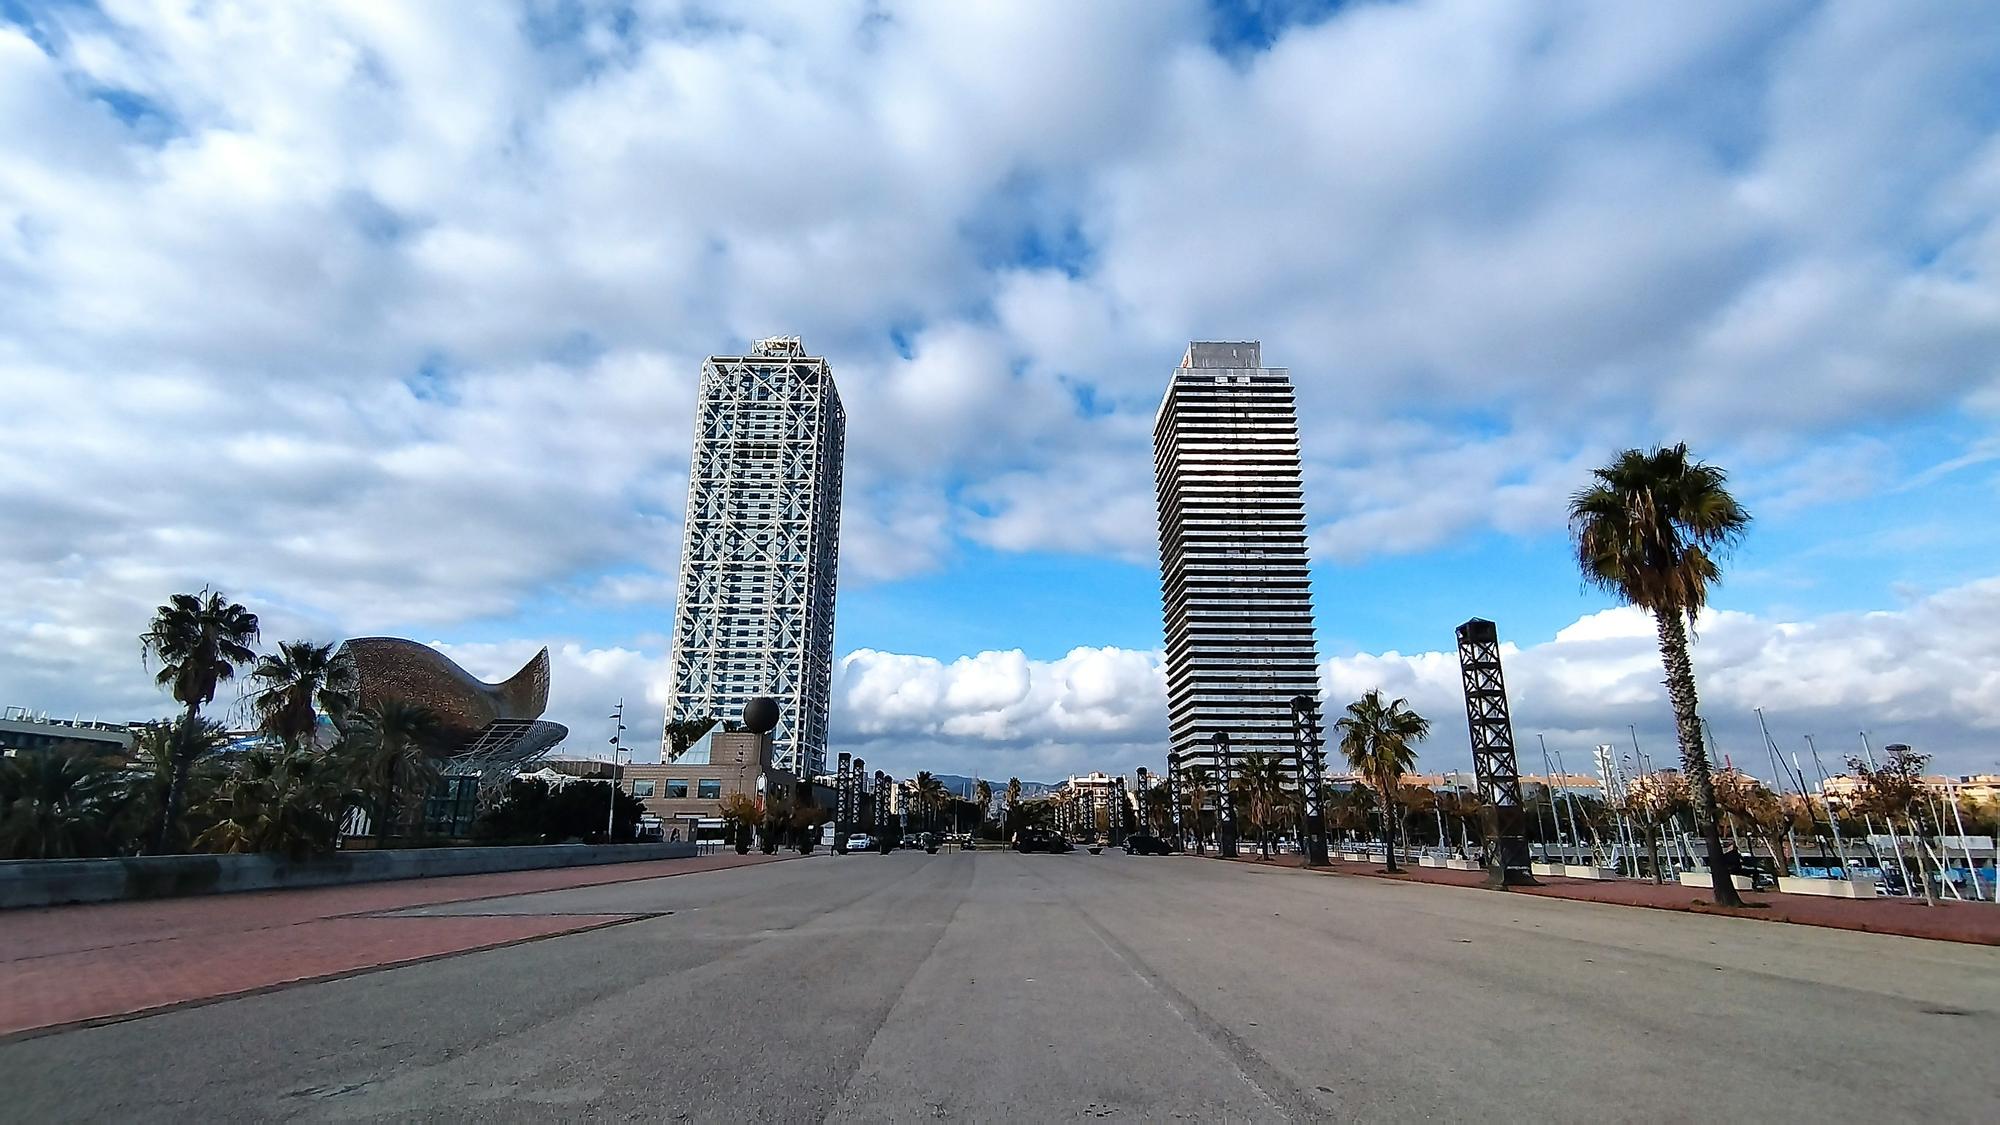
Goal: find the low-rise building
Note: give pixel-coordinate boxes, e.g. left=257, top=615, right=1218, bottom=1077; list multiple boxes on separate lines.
left=0, top=708, right=136, bottom=756
left=616, top=728, right=798, bottom=840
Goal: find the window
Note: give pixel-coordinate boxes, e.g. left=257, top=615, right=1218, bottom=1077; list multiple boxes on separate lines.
left=697, top=779, right=722, bottom=800
left=667, top=780, right=689, bottom=799
left=632, top=780, right=655, bottom=798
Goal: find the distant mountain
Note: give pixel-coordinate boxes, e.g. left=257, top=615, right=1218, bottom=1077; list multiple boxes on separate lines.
left=932, top=773, right=1060, bottom=814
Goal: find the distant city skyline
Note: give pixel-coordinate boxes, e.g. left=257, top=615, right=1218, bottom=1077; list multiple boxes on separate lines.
left=3, top=5, right=1998, bottom=780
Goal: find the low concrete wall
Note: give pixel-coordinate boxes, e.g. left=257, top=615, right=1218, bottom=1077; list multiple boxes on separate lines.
left=1563, top=865, right=1622, bottom=880
left=1778, top=875, right=1880, bottom=898
left=0, top=841, right=699, bottom=910
left=1678, top=870, right=1755, bottom=891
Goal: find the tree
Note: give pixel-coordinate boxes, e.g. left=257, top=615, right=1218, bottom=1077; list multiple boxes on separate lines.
left=1180, top=766, right=1214, bottom=853
left=719, top=791, right=760, bottom=853
left=1005, top=777, right=1023, bottom=834
left=1392, top=783, right=1436, bottom=860
left=139, top=588, right=260, bottom=852
left=0, top=750, right=127, bottom=859
left=913, top=771, right=949, bottom=832
left=128, top=715, right=231, bottom=854
left=1620, top=773, right=1688, bottom=883
left=249, top=640, right=357, bottom=747
left=1435, top=789, right=1488, bottom=858
left=974, top=778, right=994, bottom=837
left=1570, top=444, right=1751, bottom=906
left=474, top=777, right=647, bottom=844
left=194, top=746, right=355, bottom=858
left=1234, top=752, right=1295, bottom=858
left=1336, top=689, right=1429, bottom=873
left=346, top=700, right=442, bottom=846
left=1847, top=744, right=1937, bottom=905
left=665, top=717, right=718, bottom=760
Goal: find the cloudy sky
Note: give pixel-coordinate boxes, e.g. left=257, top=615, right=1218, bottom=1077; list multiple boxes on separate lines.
left=4, top=1, right=1998, bottom=782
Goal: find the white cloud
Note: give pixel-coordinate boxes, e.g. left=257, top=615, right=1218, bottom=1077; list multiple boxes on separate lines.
left=3, top=2, right=2000, bottom=764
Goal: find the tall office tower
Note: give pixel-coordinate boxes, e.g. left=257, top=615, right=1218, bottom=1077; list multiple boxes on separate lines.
left=667, top=337, right=845, bottom=778
left=1152, top=341, right=1322, bottom=780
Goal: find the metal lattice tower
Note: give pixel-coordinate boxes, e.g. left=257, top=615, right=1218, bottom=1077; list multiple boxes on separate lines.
left=667, top=337, right=845, bottom=778
left=1152, top=342, right=1321, bottom=783
left=1455, top=618, right=1534, bottom=886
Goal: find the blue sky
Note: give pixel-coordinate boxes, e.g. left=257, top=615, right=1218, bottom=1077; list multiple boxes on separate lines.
left=2, top=1, right=1998, bottom=780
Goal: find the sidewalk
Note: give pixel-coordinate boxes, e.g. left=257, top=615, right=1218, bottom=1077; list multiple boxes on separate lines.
left=0, top=850, right=795, bottom=1039
left=1224, top=853, right=2000, bottom=945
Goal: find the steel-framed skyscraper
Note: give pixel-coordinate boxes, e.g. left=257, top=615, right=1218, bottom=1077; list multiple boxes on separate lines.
left=666, top=337, right=844, bottom=778
left=1152, top=341, right=1321, bottom=782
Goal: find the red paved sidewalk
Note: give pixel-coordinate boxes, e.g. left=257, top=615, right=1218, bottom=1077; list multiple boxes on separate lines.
left=0, top=850, right=794, bottom=1038
left=1225, top=854, right=2000, bottom=945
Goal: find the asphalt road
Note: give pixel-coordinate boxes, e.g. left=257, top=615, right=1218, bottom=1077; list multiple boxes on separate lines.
left=4, top=851, right=1995, bottom=1122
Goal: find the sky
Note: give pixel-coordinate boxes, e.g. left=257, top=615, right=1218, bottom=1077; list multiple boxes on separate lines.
left=3, top=1, right=1999, bottom=783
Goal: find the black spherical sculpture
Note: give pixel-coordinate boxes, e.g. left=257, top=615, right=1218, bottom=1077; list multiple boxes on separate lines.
left=742, top=696, right=780, bottom=735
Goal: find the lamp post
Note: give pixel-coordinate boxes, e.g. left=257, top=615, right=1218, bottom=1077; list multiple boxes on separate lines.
left=1214, top=731, right=1238, bottom=859
left=605, top=700, right=626, bottom=842
left=1293, top=695, right=1328, bottom=866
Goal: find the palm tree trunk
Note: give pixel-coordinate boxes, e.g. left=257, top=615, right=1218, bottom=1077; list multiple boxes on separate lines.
left=1655, top=611, right=1743, bottom=906
left=151, top=703, right=200, bottom=854
left=1378, top=780, right=1400, bottom=873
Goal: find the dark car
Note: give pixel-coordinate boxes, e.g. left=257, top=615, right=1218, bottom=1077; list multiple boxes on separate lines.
left=1123, top=833, right=1175, bottom=855
left=1013, top=827, right=1072, bottom=853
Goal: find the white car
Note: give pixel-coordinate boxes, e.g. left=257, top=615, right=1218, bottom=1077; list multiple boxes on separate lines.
left=845, top=833, right=875, bottom=851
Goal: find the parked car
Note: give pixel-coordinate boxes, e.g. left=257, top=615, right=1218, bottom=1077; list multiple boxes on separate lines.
left=1123, top=833, right=1175, bottom=855
left=845, top=833, right=875, bottom=851
left=1013, top=827, right=1072, bottom=853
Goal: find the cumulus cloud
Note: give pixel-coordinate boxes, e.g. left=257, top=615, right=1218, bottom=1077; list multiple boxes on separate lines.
left=1320, top=578, right=2000, bottom=780
left=3, top=2, right=2000, bottom=768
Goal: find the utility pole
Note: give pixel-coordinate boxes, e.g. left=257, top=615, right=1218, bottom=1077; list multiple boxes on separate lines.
left=606, top=700, right=626, bottom=842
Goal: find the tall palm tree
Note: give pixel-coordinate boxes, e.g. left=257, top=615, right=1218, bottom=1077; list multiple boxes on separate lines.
left=913, top=771, right=949, bottom=832
left=973, top=778, right=993, bottom=838
left=249, top=640, right=358, bottom=748
left=1336, top=689, right=1429, bottom=873
left=1005, top=777, right=1022, bottom=834
left=139, top=588, right=260, bottom=852
left=1570, top=443, right=1751, bottom=906
left=346, top=700, right=442, bottom=847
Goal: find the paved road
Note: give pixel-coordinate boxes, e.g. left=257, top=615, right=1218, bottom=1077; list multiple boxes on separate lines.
left=4, top=852, right=1994, bottom=1121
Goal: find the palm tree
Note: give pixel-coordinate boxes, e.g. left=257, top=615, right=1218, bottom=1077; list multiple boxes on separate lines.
left=139, top=588, right=260, bottom=852
left=913, top=771, right=949, bottom=832
left=1570, top=443, right=1751, bottom=906
left=194, top=746, right=356, bottom=858
left=974, top=778, right=993, bottom=837
left=0, top=750, right=127, bottom=859
left=1005, top=777, right=1022, bottom=835
left=346, top=700, right=442, bottom=847
left=1336, top=689, right=1429, bottom=873
left=1235, top=752, right=1294, bottom=857
left=249, top=640, right=358, bottom=748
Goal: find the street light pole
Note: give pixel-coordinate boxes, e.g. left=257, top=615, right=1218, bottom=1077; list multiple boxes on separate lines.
left=606, top=700, right=626, bottom=842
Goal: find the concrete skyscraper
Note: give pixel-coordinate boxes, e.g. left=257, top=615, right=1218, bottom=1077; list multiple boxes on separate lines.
left=1152, top=341, right=1322, bottom=777
left=667, top=337, right=845, bottom=777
